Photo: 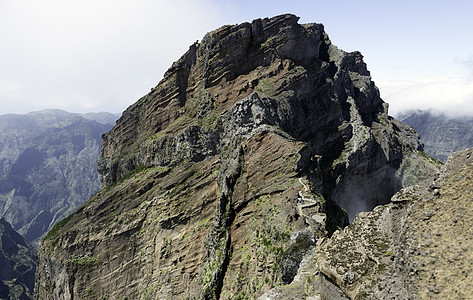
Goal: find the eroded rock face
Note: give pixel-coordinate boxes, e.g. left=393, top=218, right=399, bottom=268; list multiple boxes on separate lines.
left=315, top=148, right=473, bottom=299
left=35, top=14, right=437, bottom=299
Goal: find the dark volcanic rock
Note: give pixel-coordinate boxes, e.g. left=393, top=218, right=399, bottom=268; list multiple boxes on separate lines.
left=0, top=217, right=36, bottom=299
left=35, top=15, right=438, bottom=299
left=0, top=109, right=117, bottom=247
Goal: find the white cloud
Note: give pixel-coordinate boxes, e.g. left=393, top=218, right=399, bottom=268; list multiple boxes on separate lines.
left=378, top=74, right=473, bottom=117
left=2, top=1, right=473, bottom=117
left=0, top=80, right=24, bottom=99
left=0, top=0, right=225, bottom=114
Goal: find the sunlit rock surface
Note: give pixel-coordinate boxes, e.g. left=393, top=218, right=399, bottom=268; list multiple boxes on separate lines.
left=35, top=15, right=437, bottom=299
left=314, top=148, right=473, bottom=299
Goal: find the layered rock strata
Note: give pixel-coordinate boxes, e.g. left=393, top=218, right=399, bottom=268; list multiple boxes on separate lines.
left=35, top=14, right=437, bottom=299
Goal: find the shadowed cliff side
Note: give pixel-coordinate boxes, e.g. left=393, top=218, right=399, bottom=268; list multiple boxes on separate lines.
left=0, top=218, right=36, bottom=299
left=35, top=14, right=438, bottom=299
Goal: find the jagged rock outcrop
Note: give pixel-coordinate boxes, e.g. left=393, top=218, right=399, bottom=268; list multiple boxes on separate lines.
left=0, top=217, right=36, bottom=300
left=0, top=109, right=117, bottom=247
left=314, top=147, right=473, bottom=299
left=35, top=14, right=438, bottom=299
left=399, top=109, right=473, bottom=162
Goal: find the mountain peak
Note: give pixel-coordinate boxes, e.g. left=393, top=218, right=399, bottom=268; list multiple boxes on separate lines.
left=98, top=14, right=379, bottom=187
left=36, top=15, right=439, bottom=299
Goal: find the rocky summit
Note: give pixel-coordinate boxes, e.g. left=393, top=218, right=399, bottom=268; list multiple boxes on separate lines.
left=35, top=14, right=438, bottom=299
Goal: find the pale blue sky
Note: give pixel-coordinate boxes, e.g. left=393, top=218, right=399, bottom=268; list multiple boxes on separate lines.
left=1, top=0, right=472, bottom=116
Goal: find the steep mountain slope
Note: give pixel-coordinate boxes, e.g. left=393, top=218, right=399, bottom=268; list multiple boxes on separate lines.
left=398, top=109, right=473, bottom=162
left=0, top=218, right=36, bottom=300
left=0, top=109, right=117, bottom=247
left=35, top=15, right=437, bottom=299
left=314, top=147, right=473, bottom=299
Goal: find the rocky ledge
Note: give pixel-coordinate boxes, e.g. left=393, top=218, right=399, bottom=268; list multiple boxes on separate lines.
left=314, top=147, right=473, bottom=299
left=35, top=14, right=438, bottom=299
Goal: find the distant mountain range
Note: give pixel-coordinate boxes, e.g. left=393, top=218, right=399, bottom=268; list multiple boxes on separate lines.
left=398, top=109, right=473, bottom=162
left=0, top=109, right=118, bottom=248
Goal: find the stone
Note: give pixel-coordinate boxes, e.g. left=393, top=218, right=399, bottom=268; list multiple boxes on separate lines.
left=315, top=147, right=473, bottom=299
left=34, top=14, right=440, bottom=300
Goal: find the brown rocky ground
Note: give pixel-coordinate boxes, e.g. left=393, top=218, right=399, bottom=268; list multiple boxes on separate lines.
left=35, top=129, right=334, bottom=299
left=407, top=148, right=473, bottom=299
left=314, top=147, right=473, bottom=299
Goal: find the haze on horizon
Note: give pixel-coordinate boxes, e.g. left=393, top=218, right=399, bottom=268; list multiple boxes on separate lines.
left=1, top=0, right=472, bottom=117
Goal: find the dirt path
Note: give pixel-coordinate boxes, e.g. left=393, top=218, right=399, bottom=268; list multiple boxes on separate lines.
left=297, top=178, right=318, bottom=218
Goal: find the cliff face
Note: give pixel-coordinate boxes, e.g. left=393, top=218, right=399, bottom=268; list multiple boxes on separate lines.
left=0, top=110, right=117, bottom=247
left=35, top=15, right=437, bottom=299
left=314, top=147, right=473, bottom=299
left=0, top=217, right=36, bottom=299
left=399, top=109, right=473, bottom=162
